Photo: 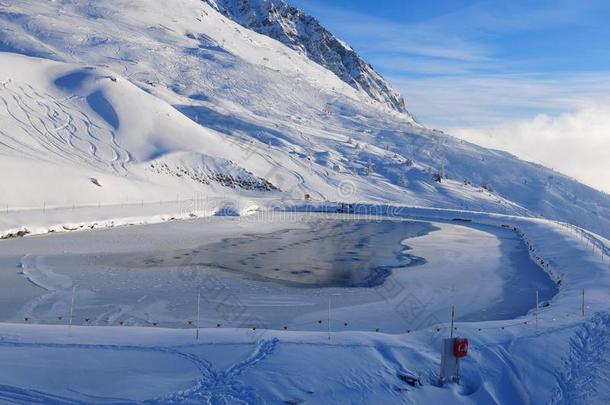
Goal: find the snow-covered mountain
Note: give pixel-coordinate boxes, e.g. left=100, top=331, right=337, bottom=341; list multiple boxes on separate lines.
left=1, top=0, right=610, bottom=237
left=205, top=0, right=410, bottom=116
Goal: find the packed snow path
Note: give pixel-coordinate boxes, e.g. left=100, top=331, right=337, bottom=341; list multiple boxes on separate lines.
left=0, top=335, right=279, bottom=404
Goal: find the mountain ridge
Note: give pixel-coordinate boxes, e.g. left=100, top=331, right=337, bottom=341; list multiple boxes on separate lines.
left=205, top=0, right=411, bottom=116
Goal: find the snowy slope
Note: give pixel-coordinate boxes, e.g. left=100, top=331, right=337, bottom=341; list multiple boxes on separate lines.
left=206, top=0, right=411, bottom=115
left=0, top=0, right=610, bottom=239
left=0, top=53, right=281, bottom=209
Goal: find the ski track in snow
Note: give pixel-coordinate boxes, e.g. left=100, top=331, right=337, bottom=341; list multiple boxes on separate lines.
left=551, top=312, right=610, bottom=404
left=0, top=338, right=279, bottom=404
left=0, top=82, right=130, bottom=174
left=19, top=254, right=73, bottom=292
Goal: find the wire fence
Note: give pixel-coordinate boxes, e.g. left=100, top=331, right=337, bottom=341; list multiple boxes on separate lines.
left=555, top=221, right=610, bottom=268
left=0, top=196, right=214, bottom=214
left=13, top=300, right=594, bottom=339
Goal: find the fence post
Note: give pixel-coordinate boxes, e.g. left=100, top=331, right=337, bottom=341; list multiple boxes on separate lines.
left=328, top=296, right=331, bottom=340
left=196, top=290, right=201, bottom=340
left=69, top=285, right=76, bottom=332
left=535, top=290, right=539, bottom=328
left=450, top=305, right=455, bottom=338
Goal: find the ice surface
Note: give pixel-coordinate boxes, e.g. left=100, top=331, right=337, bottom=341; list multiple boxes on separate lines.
left=116, top=218, right=432, bottom=288
left=0, top=214, right=556, bottom=333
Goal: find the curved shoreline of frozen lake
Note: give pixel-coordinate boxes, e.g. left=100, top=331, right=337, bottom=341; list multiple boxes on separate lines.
left=0, top=213, right=557, bottom=333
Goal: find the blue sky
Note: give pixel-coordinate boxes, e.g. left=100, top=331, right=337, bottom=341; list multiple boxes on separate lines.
left=288, top=0, right=610, bottom=126
left=287, top=0, right=610, bottom=192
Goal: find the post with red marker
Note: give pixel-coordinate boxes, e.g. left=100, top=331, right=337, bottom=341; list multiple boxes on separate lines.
left=439, top=305, right=469, bottom=386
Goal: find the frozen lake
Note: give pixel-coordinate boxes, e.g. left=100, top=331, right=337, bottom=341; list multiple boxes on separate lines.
left=113, top=219, right=432, bottom=288
left=0, top=213, right=557, bottom=333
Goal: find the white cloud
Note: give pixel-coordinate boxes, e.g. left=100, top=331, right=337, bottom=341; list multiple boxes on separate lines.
left=449, top=104, right=610, bottom=193
left=390, top=72, right=610, bottom=127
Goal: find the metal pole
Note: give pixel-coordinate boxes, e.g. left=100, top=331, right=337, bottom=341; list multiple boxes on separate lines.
left=196, top=290, right=201, bottom=340
left=582, top=288, right=585, bottom=317
left=69, top=285, right=76, bottom=330
left=450, top=305, right=455, bottom=338
left=535, top=290, right=539, bottom=328
left=328, top=296, right=331, bottom=340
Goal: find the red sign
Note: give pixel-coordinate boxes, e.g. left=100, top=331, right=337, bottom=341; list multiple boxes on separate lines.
left=453, top=338, right=469, bottom=358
